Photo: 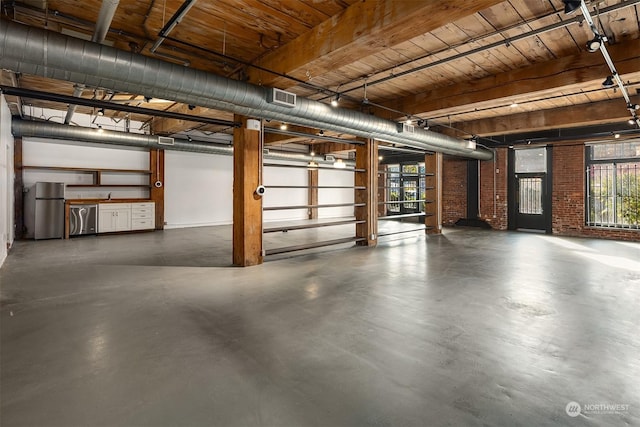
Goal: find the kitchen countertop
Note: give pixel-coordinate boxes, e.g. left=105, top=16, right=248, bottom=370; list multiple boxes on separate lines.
left=66, top=199, right=154, bottom=204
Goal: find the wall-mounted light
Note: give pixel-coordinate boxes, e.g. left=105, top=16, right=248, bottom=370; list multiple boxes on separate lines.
left=602, top=75, right=615, bottom=88
left=308, top=161, right=318, bottom=168
left=562, top=0, right=581, bottom=15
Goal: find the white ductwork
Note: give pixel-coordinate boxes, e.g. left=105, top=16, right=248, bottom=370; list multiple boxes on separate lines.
left=0, top=21, right=493, bottom=160
left=10, top=119, right=351, bottom=166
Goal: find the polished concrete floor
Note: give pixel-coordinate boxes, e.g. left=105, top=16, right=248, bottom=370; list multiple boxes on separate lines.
left=1, top=226, right=639, bottom=426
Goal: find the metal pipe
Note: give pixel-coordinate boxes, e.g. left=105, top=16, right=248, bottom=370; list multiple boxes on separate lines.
left=0, top=21, right=493, bottom=160
left=1, top=85, right=238, bottom=127
left=151, top=0, right=198, bottom=53
left=65, top=0, right=120, bottom=124
left=10, top=119, right=350, bottom=165
left=92, top=0, right=120, bottom=43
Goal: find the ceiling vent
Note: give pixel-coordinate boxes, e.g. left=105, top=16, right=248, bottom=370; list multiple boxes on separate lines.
left=268, top=88, right=296, bottom=108
left=157, top=136, right=175, bottom=146
left=397, top=123, right=415, bottom=134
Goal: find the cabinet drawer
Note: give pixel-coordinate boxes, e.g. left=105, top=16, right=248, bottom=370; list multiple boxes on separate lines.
left=99, top=203, right=131, bottom=211
left=131, top=202, right=154, bottom=209
left=132, top=211, right=154, bottom=220
left=131, top=218, right=155, bottom=230
left=132, top=207, right=155, bottom=215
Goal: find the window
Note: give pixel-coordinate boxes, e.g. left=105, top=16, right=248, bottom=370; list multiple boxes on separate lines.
left=387, top=164, right=400, bottom=213
left=586, top=141, right=640, bottom=229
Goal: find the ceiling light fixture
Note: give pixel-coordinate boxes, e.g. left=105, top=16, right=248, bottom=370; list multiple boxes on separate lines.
left=331, top=94, right=341, bottom=107
left=318, top=130, right=324, bottom=136
left=614, top=133, right=621, bottom=139
left=96, top=108, right=105, bottom=116
left=405, top=117, right=413, bottom=125
left=602, top=75, right=615, bottom=88
left=280, top=122, right=288, bottom=130
left=562, top=0, right=581, bottom=15
left=586, top=35, right=602, bottom=53
left=510, top=102, right=519, bottom=108
left=333, top=158, right=346, bottom=169
left=310, top=151, right=315, bottom=156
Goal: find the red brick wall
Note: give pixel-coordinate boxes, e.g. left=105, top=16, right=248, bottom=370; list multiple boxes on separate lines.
left=442, top=157, right=467, bottom=225
left=552, top=144, right=640, bottom=241
left=479, top=148, right=508, bottom=230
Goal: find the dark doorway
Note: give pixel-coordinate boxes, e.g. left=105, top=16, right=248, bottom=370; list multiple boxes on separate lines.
left=509, top=147, right=552, bottom=233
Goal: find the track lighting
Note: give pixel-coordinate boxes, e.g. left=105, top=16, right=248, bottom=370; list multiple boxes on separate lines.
left=97, top=108, right=105, bottom=116
left=510, top=102, right=519, bottom=108
left=586, top=35, right=602, bottom=53
left=562, top=0, right=582, bottom=15
left=614, top=133, right=621, bottom=139
left=318, top=130, right=324, bottom=136
left=280, top=122, right=288, bottom=130
left=188, top=104, right=195, bottom=110
left=144, top=96, right=152, bottom=103
left=97, top=125, right=103, bottom=133
left=187, top=135, right=192, bottom=142
left=331, top=94, right=341, bottom=107
left=602, top=75, right=615, bottom=88
left=405, top=117, right=412, bottom=125
left=629, top=103, right=640, bottom=111
left=629, top=118, right=637, bottom=125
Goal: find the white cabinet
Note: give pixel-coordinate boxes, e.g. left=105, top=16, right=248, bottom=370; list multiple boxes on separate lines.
left=98, top=203, right=131, bottom=233
left=131, top=202, right=155, bottom=231
left=98, top=202, right=155, bottom=233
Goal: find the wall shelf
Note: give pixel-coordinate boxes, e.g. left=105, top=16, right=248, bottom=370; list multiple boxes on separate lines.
left=24, top=165, right=152, bottom=189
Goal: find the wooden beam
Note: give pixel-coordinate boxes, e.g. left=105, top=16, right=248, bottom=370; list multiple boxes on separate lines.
left=380, top=38, right=640, bottom=119
left=149, top=149, right=165, bottom=230
left=233, top=115, right=263, bottom=266
left=355, top=139, right=378, bottom=246
left=456, top=96, right=640, bottom=137
left=247, top=0, right=504, bottom=88
left=152, top=105, right=234, bottom=135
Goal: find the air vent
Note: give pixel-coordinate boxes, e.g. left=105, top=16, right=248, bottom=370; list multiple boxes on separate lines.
left=157, top=136, right=175, bottom=146
left=397, top=123, right=415, bottom=134
left=268, top=88, right=296, bottom=108
left=324, top=154, right=336, bottom=162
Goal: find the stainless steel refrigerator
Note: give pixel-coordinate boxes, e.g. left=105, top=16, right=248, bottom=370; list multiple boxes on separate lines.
left=24, top=182, right=65, bottom=240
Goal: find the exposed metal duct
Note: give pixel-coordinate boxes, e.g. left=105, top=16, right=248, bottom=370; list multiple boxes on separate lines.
left=0, top=21, right=493, bottom=160
left=11, top=119, right=350, bottom=166
left=64, top=0, right=120, bottom=124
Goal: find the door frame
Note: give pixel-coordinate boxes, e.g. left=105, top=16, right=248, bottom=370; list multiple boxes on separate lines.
left=508, top=146, right=553, bottom=233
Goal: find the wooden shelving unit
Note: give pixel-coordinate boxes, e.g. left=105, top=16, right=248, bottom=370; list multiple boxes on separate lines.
left=23, top=165, right=152, bottom=189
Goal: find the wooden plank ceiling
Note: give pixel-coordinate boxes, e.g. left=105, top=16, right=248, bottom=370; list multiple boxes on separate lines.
left=2, top=0, right=639, bottom=148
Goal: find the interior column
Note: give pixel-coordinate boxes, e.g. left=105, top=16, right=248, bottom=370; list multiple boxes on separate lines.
left=232, top=115, right=263, bottom=266
left=308, top=168, right=318, bottom=220
left=149, top=148, right=165, bottom=230
left=355, top=138, right=378, bottom=246
left=425, top=152, right=443, bottom=234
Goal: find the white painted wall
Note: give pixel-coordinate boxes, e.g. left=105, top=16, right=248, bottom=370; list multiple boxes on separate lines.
left=15, top=110, right=355, bottom=233
left=164, top=150, right=233, bottom=228
left=22, top=138, right=149, bottom=200
left=318, top=168, right=355, bottom=218
left=0, top=95, right=15, bottom=267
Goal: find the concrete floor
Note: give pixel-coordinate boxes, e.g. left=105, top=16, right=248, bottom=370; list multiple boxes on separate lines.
left=1, top=226, right=639, bottom=426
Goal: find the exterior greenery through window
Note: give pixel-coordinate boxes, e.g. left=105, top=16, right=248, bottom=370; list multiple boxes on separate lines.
left=586, top=141, right=640, bottom=229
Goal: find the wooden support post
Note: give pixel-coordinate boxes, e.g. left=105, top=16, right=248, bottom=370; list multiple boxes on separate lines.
left=149, top=149, right=165, bottom=230
left=425, top=152, right=443, bottom=234
left=233, top=115, right=263, bottom=266
left=308, top=168, right=318, bottom=220
left=355, top=139, right=378, bottom=246
left=13, top=138, right=23, bottom=239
